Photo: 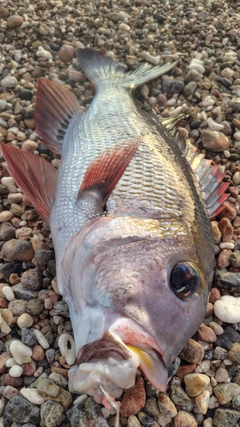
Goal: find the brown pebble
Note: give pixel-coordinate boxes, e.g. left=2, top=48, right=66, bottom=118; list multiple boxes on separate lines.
left=171, top=410, right=198, bottom=426
left=201, top=130, right=230, bottom=152
left=58, top=44, right=75, bottom=63
left=7, top=14, right=24, bottom=28
left=180, top=339, right=204, bottom=364
left=218, top=217, right=234, bottom=242
left=4, top=373, right=23, bottom=388
left=217, top=249, right=232, bottom=268
left=197, top=324, right=217, bottom=343
left=176, top=364, right=197, bottom=380
left=22, top=361, right=37, bottom=376
left=209, top=288, right=221, bottom=303
left=51, top=366, right=69, bottom=379
left=120, top=375, right=146, bottom=417
left=0, top=297, right=8, bottom=308
left=0, top=352, right=11, bottom=373
left=0, top=6, right=9, bottom=18
left=217, top=201, right=237, bottom=221
left=32, top=344, right=45, bottom=361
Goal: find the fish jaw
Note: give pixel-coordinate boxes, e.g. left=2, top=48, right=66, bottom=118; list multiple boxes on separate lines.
left=68, top=327, right=168, bottom=405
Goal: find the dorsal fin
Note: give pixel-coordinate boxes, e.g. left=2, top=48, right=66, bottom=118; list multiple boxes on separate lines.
left=35, top=78, right=83, bottom=155
left=0, top=142, right=58, bottom=221
left=160, top=114, right=229, bottom=219
left=184, top=140, right=229, bottom=218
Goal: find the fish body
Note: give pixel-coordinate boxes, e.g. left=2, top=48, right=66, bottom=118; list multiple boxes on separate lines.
left=1, top=49, right=228, bottom=410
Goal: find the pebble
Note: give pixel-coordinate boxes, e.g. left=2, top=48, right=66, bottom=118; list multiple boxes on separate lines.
left=184, top=373, right=210, bottom=397
left=180, top=339, right=204, bottom=364
left=170, top=380, right=192, bottom=406
left=218, top=217, right=234, bottom=242
left=201, top=130, right=230, bottom=152
left=0, top=211, right=13, bottom=222
left=214, top=295, right=240, bottom=323
left=2, top=286, right=15, bottom=302
left=0, top=223, right=15, bottom=241
left=21, top=388, right=44, bottom=405
left=34, top=329, right=50, bottom=349
left=9, top=340, right=32, bottom=365
left=58, top=333, right=75, bottom=365
left=195, top=390, right=210, bottom=414
left=3, top=396, right=40, bottom=425
left=157, top=393, right=177, bottom=426
left=3, top=385, right=18, bottom=400
left=58, top=44, right=75, bottom=63
left=21, top=268, right=42, bottom=291
left=213, top=408, right=240, bottom=427
left=162, top=80, right=184, bottom=94
left=21, top=328, right=37, bottom=347
left=17, top=313, right=34, bottom=329
left=120, top=375, right=146, bottom=417
left=1, top=76, right=18, bottom=89
left=228, top=343, right=240, bottom=364
left=207, top=117, right=224, bottom=131
left=37, top=378, right=60, bottom=398
left=32, top=344, right=45, bottom=361
left=36, top=46, right=53, bottom=60
left=197, top=324, right=217, bottom=343
left=214, top=270, right=240, bottom=290
left=214, top=383, right=240, bottom=405
left=2, top=239, right=34, bottom=262
left=0, top=352, right=11, bottom=373
left=7, top=15, right=24, bottom=28
left=40, top=400, right=64, bottom=427
left=127, top=415, right=141, bottom=427
left=67, top=397, right=108, bottom=427
left=215, top=367, right=230, bottom=383
left=171, top=411, right=198, bottom=427
left=9, top=365, right=23, bottom=378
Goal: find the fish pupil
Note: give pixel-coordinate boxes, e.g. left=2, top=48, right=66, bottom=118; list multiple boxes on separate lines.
left=170, top=262, right=201, bottom=300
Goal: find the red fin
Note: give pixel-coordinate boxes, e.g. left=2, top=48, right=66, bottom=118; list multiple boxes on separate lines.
left=80, top=141, right=140, bottom=200
left=0, top=142, right=58, bottom=221
left=35, top=79, right=83, bottom=155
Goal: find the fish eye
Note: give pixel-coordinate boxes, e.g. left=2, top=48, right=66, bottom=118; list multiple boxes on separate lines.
left=170, top=262, right=202, bottom=300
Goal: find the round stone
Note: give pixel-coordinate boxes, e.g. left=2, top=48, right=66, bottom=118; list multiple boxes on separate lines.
left=17, top=313, right=34, bottom=329
left=201, top=130, right=230, bottom=152
left=40, top=400, right=64, bottom=427
left=21, top=387, right=44, bottom=405
left=214, top=383, right=240, bottom=405
left=9, top=340, right=33, bottom=365
left=120, top=375, right=146, bottom=417
left=214, top=295, right=240, bottom=323
left=2, top=239, right=34, bottom=262
left=9, top=364, right=23, bottom=377
left=58, top=44, right=75, bottom=63
left=7, top=14, right=24, bottom=28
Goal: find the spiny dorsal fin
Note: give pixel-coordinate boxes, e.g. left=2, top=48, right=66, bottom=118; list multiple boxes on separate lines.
left=0, top=142, right=58, bottom=221
left=35, top=78, right=83, bottom=155
left=76, top=48, right=177, bottom=90
left=184, top=140, right=229, bottom=218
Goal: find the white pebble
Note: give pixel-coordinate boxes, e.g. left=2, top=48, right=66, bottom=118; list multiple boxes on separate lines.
left=207, top=117, right=224, bottom=131
left=34, top=329, right=49, bottom=349
left=233, top=131, right=240, bottom=140
left=0, top=315, right=11, bottom=334
left=1, top=177, right=15, bottom=187
left=2, top=286, right=15, bottom=302
left=9, top=340, right=32, bottom=364
left=36, top=46, right=53, bottom=60
left=189, top=58, right=205, bottom=74
left=141, top=51, right=160, bottom=65
left=73, top=394, right=88, bottom=406
left=5, top=357, right=17, bottom=368
left=219, top=242, right=234, bottom=250
left=119, top=23, right=130, bottom=32
left=200, top=96, right=215, bottom=107
left=9, top=365, right=23, bottom=378
left=58, top=333, right=76, bottom=365
left=21, top=387, right=45, bottom=405
left=214, top=295, right=240, bottom=323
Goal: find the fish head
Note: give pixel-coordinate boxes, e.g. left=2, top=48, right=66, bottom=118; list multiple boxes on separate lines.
left=64, top=216, right=212, bottom=404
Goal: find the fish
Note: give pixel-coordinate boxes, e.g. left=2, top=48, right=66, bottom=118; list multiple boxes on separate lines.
left=0, top=48, right=228, bottom=414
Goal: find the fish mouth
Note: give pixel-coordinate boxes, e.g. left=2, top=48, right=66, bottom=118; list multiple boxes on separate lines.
left=76, top=318, right=169, bottom=392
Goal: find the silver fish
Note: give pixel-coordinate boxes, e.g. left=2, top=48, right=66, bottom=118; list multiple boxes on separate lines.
left=1, top=48, right=228, bottom=412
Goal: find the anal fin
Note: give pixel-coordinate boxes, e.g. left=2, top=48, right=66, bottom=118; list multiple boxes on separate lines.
left=0, top=142, right=58, bottom=221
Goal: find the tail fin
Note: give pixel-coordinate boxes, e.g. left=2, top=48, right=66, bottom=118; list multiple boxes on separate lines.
left=76, top=48, right=177, bottom=90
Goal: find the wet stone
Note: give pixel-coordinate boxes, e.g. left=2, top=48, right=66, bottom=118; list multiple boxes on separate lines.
left=213, top=408, right=240, bottom=427
left=40, top=400, right=64, bottom=427
left=3, top=395, right=40, bottom=425
left=66, top=398, right=108, bottom=427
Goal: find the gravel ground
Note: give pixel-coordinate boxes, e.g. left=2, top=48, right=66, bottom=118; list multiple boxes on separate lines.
left=0, top=0, right=240, bottom=426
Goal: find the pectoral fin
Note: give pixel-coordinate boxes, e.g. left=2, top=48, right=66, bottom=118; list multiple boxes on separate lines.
left=0, top=142, right=58, bottom=221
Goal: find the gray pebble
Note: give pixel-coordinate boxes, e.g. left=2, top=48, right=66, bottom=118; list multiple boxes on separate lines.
left=8, top=300, right=27, bottom=316
left=0, top=222, right=15, bottom=241
left=215, top=326, right=240, bottom=351
left=162, top=80, right=184, bottom=94
left=3, top=396, right=40, bottom=425
left=213, top=408, right=240, bottom=427
left=183, top=82, right=197, bottom=99
left=214, top=269, right=240, bottom=290
left=1, top=76, right=18, bottom=88
left=67, top=398, right=108, bottom=427
left=11, top=283, right=38, bottom=300
left=52, top=300, right=69, bottom=317
left=21, top=268, right=42, bottom=291
left=21, top=328, right=37, bottom=347
left=34, top=250, right=54, bottom=270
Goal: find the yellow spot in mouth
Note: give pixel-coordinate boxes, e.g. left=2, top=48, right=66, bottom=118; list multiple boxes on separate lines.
left=126, top=345, right=154, bottom=370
